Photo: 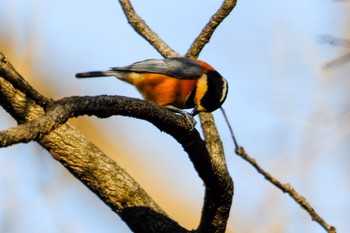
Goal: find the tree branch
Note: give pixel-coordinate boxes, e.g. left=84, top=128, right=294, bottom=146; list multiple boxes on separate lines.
left=319, top=35, right=350, bottom=69
left=235, top=147, right=337, bottom=233
left=220, top=108, right=337, bottom=233
left=118, top=0, right=180, bottom=58
left=195, top=113, right=232, bottom=233
left=0, top=95, right=194, bottom=147
left=186, top=0, right=237, bottom=58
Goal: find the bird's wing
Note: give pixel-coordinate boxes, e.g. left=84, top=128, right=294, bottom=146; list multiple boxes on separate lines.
left=111, top=57, right=203, bottom=79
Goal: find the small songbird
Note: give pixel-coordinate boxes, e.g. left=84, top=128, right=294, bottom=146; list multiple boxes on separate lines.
left=76, top=57, right=228, bottom=116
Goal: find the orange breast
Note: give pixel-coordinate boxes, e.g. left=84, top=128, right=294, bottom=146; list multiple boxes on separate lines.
left=130, top=73, right=198, bottom=109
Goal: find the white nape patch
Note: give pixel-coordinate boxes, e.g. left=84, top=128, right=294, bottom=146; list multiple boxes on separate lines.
left=220, top=79, right=228, bottom=103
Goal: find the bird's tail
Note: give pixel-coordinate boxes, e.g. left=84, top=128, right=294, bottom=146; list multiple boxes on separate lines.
left=75, top=70, right=117, bottom=78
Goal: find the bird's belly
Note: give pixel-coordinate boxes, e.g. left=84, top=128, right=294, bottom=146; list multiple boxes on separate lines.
left=132, top=74, right=197, bottom=109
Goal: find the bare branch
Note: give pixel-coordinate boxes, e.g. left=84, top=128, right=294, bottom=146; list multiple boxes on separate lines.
left=118, top=0, right=180, bottom=58
left=323, top=52, right=350, bottom=69
left=0, top=95, right=193, bottom=147
left=235, top=147, right=337, bottom=233
left=319, top=35, right=350, bottom=48
left=186, top=0, right=237, bottom=58
left=196, top=113, right=233, bottom=233
left=221, top=107, right=337, bottom=233
left=319, top=35, right=350, bottom=69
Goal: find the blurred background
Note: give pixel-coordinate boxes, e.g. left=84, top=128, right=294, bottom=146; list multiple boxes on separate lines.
left=0, top=0, right=349, bottom=232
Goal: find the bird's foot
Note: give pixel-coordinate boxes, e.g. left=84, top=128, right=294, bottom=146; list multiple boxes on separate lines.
left=164, top=106, right=197, bottom=129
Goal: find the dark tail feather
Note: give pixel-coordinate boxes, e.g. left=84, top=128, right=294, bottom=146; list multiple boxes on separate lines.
left=75, top=71, right=116, bottom=78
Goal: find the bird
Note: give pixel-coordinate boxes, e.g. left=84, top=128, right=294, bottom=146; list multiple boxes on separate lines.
left=76, top=57, right=228, bottom=116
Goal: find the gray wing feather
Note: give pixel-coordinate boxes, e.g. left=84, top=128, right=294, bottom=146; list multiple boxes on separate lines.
left=111, top=57, right=203, bottom=79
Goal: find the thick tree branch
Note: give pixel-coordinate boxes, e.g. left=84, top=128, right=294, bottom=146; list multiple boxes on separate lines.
left=196, top=113, right=232, bottom=233
left=0, top=95, right=194, bottom=147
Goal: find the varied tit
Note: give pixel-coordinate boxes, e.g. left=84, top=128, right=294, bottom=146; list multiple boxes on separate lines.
left=76, top=57, right=228, bottom=116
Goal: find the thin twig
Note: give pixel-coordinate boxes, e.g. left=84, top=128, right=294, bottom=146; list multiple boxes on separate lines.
left=236, top=148, right=336, bottom=233
left=220, top=108, right=337, bottom=233
left=220, top=107, right=239, bottom=149
left=323, top=52, right=350, bottom=69
left=319, top=35, right=350, bottom=48
left=319, top=35, right=350, bottom=69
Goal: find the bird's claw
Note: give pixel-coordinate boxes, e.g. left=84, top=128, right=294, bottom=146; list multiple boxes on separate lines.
left=164, top=106, right=197, bottom=129
left=183, top=113, right=197, bottom=129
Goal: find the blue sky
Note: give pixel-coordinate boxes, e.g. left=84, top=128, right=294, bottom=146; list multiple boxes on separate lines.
left=0, top=0, right=349, bottom=232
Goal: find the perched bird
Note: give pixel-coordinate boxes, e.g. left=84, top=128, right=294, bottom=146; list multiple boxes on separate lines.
left=76, top=57, right=228, bottom=116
